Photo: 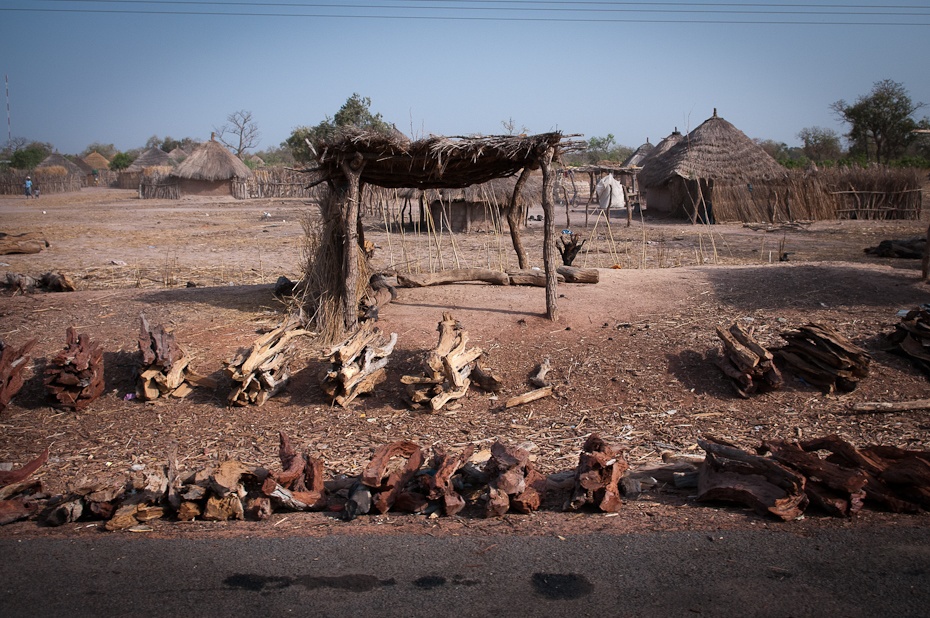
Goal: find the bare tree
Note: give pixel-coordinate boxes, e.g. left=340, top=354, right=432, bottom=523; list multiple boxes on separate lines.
left=214, top=110, right=261, bottom=157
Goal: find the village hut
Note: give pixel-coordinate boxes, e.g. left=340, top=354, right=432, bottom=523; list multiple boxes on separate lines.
left=248, top=154, right=265, bottom=167
left=31, top=153, right=85, bottom=193
left=119, top=147, right=171, bottom=189
left=83, top=151, right=110, bottom=172
left=67, top=155, right=95, bottom=186
left=37, top=153, right=84, bottom=176
left=171, top=137, right=253, bottom=197
left=168, top=147, right=188, bottom=162
left=621, top=140, right=653, bottom=169
left=637, top=111, right=785, bottom=222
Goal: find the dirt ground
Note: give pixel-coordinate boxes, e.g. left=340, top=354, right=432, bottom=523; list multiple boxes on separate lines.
left=2, top=187, right=930, bottom=538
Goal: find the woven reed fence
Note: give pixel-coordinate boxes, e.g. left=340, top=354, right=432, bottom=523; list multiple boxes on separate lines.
left=232, top=167, right=323, bottom=199
left=0, top=168, right=83, bottom=195
left=139, top=168, right=180, bottom=199
left=710, top=166, right=923, bottom=223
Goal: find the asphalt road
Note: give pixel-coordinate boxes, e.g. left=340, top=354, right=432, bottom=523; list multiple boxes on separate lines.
left=1, top=526, right=928, bottom=617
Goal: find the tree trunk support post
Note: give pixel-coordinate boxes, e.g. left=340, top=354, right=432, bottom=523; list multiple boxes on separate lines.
left=339, top=153, right=365, bottom=331
left=506, top=167, right=532, bottom=270
left=540, top=146, right=558, bottom=321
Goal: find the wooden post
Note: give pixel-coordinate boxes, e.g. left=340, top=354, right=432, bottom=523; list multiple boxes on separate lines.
left=541, top=146, right=558, bottom=321
left=339, top=153, right=365, bottom=331
left=506, top=167, right=531, bottom=269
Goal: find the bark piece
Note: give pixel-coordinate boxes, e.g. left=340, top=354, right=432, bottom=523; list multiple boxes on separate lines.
left=0, top=338, right=36, bottom=413
left=556, top=265, right=599, bottom=283
left=360, top=441, right=424, bottom=514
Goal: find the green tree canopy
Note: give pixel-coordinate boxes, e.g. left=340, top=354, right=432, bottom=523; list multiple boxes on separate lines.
left=831, top=79, right=925, bottom=164
left=580, top=134, right=633, bottom=164
left=797, top=126, right=843, bottom=164
left=81, top=142, right=117, bottom=159
left=108, top=152, right=134, bottom=171
left=9, top=141, right=54, bottom=169
left=286, top=93, right=392, bottom=164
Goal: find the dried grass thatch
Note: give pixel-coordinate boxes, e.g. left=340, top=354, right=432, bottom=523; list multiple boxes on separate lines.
left=83, top=151, right=110, bottom=171
left=638, top=112, right=785, bottom=188
left=172, top=139, right=252, bottom=181
left=309, top=128, right=579, bottom=189
left=636, top=129, right=683, bottom=171
left=621, top=140, right=654, bottom=169
left=37, top=153, right=83, bottom=176
left=126, top=147, right=171, bottom=172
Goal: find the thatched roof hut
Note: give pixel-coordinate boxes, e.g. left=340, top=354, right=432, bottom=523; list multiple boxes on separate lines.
left=168, top=147, right=188, bottom=162
left=171, top=137, right=252, bottom=196
left=83, top=151, right=110, bottom=171
left=621, top=140, right=654, bottom=169
left=638, top=111, right=785, bottom=221
left=37, top=153, right=84, bottom=175
left=126, top=147, right=171, bottom=172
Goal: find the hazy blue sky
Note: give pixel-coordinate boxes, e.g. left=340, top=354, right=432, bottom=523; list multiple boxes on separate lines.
left=1, top=1, right=928, bottom=155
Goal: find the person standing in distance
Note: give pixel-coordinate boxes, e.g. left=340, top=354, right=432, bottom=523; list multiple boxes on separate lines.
left=24, top=176, right=33, bottom=198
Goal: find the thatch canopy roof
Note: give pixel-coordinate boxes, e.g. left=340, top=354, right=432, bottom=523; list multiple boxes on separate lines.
left=172, top=138, right=252, bottom=181
left=637, top=129, right=683, bottom=172
left=565, top=163, right=634, bottom=176
left=638, top=112, right=785, bottom=188
left=621, top=140, right=654, bottom=169
left=127, top=147, right=171, bottom=172
left=83, top=151, right=110, bottom=170
left=168, top=147, right=188, bottom=161
left=68, top=155, right=94, bottom=175
left=309, top=128, right=580, bottom=190
left=37, top=153, right=83, bottom=175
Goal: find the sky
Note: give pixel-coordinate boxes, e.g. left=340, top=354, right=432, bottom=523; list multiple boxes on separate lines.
left=1, top=1, right=929, bottom=155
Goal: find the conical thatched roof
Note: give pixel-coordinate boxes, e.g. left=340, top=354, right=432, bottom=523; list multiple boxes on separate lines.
left=67, top=155, right=94, bottom=175
left=168, top=147, right=188, bottom=161
left=621, top=140, right=653, bottom=169
left=172, top=138, right=252, bottom=181
left=638, top=112, right=785, bottom=188
left=248, top=154, right=265, bottom=166
left=127, top=147, right=171, bottom=171
left=84, top=151, right=110, bottom=170
left=37, top=153, right=83, bottom=174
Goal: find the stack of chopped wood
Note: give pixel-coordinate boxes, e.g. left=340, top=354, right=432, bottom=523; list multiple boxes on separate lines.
left=45, top=327, right=105, bottom=411
left=355, top=440, right=425, bottom=517
left=0, top=449, right=47, bottom=525
left=886, top=306, right=930, bottom=377
left=136, top=314, right=213, bottom=400
left=0, top=338, right=36, bottom=413
left=698, top=434, right=930, bottom=520
left=776, top=323, right=871, bottom=392
left=256, top=432, right=327, bottom=517
left=713, top=321, right=782, bottom=398
left=697, top=436, right=809, bottom=521
left=483, top=441, right=546, bottom=517
left=420, top=444, right=475, bottom=516
left=402, top=312, right=486, bottom=412
left=226, top=319, right=313, bottom=406
left=565, top=434, right=627, bottom=513
left=319, top=321, right=396, bottom=407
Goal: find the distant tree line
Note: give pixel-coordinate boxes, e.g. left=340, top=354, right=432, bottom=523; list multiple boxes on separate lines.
left=2, top=81, right=928, bottom=174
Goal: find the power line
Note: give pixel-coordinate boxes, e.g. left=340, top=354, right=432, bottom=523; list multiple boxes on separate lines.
left=5, top=5, right=930, bottom=24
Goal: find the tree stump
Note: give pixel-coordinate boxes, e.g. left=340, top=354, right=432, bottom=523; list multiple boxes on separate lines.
left=45, top=327, right=105, bottom=411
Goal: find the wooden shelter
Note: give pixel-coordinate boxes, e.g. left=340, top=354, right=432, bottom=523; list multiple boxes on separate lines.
left=638, top=111, right=786, bottom=222
left=301, top=129, right=580, bottom=332
left=171, top=137, right=253, bottom=197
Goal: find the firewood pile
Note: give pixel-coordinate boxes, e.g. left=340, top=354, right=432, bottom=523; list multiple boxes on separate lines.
left=775, top=323, right=871, bottom=392
left=565, top=434, right=627, bottom=513
left=3, top=432, right=930, bottom=530
left=319, top=321, right=396, bottom=407
left=401, top=312, right=488, bottom=411
left=0, top=449, right=48, bottom=525
left=713, top=322, right=783, bottom=397
left=886, top=306, right=930, bottom=377
left=136, top=315, right=213, bottom=400
left=483, top=441, right=547, bottom=517
left=0, top=338, right=36, bottom=413
left=45, top=327, right=105, bottom=411
left=226, top=319, right=313, bottom=406
left=697, top=434, right=930, bottom=520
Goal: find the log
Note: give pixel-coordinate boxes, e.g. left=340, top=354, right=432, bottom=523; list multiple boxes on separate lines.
left=697, top=436, right=808, bottom=521
left=396, top=268, right=510, bottom=288
left=0, top=339, right=36, bottom=413
left=849, top=399, right=930, bottom=413
left=45, top=327, right=105, bottom=411
left=503, top=385, right=553, bottom=409
left=0, top=232, right=49, bottom=255
left=506, top=269, right=565, bottom=287
left=556, top=265, right=599, bottom=284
